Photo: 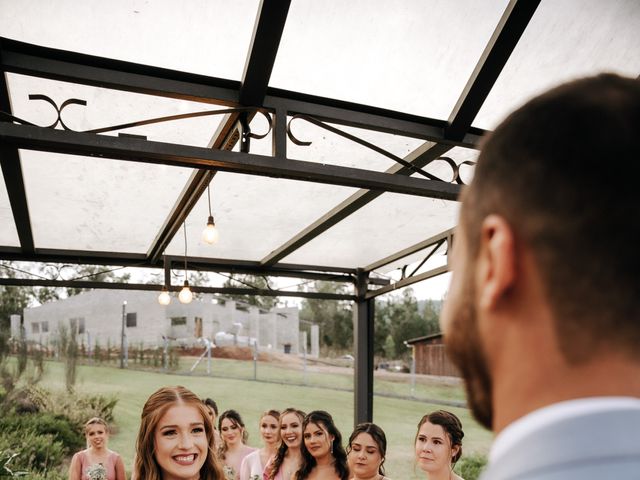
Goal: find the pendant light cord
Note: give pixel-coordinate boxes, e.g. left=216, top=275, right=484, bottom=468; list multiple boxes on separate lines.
left=183, top=221, right=188, bottom=278
left=207, top=184, right=212, bottom=217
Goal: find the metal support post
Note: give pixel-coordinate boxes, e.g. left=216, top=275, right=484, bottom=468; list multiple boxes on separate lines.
left=120, top=300, right=127, bottom=369
left=354, top=268, right=374, bottom=426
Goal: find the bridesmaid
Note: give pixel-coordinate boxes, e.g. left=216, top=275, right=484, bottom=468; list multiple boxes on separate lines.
left=239, top=409, right=280, bottom=480
left=347, top=423, right=391, bottom=480
left=295, top=410, right=348, bottom=480
left=265, top=408, right=306, bottom=480
left=219, top=409, right=256, bottom=480
left=414, top=410, right=464, bottom=480
left=68, top=417, right=126, bottom=480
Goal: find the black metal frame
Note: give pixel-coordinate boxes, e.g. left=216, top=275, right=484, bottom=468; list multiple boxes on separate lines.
left=0, top=0, right=542, bottom=425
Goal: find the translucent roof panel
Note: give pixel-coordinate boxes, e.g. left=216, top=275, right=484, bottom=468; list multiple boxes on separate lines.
left=282, top=193, right=459, bottom=269
left=0, top=181, right=20, bottom=247
left=164, top=173, right=358, bottom=261
left=20, top=150, right=193, bottom=252
left=271, top=0, right=509, bottom=119
left=285, top=117, right=427, bottom=171
left=0, top=0, right=259, bottom=80
left=7, top=74, right=227, bottom=147
left=475, top=0, right=640, bottom=129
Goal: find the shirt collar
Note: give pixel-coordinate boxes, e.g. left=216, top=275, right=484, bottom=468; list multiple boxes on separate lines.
left=489, top=396, right=640, bottom=465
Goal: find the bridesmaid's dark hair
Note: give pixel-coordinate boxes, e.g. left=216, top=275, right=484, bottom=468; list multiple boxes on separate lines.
left=295, top=410, right=348, bottom=480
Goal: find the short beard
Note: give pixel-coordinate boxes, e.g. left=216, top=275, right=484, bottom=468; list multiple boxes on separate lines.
left=445, top=269, right=494, bottom=430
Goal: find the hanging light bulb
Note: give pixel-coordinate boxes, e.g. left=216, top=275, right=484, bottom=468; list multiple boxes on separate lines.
left=158, top=287, right=171, bottom=306
left=202, top=183, right=219, bottom=244
left=179, top=280, right=193, bottom=304
left=202, top=215, right=219, bottom=244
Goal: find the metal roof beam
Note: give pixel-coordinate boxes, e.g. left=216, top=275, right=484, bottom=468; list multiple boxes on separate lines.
left=445, top=0, right=541, bottom=140
left=0, top=37, right=239, bottom=105
left=0, top=145, right=34, bottom=254
left=0, top=247, right=364, bottom=282
left=0, top=277, right=355, bottom=301
left=0, top=51, right=34, bottom=254
left=240, top=0, right=291, bottom=106
left=265, top=93, right=485, bottom=149
left=0, top=123, right=462, bottom=199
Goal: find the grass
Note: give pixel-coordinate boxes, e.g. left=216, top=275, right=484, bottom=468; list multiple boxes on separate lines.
left=137, top=354, right=467, bottom=405
left=35, top=359, right=492, bottom=479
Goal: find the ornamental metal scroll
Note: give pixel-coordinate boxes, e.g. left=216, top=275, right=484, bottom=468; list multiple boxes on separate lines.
left=287, top=114, right=476, bottom=185
left=0, top=94, right=273, bottom=140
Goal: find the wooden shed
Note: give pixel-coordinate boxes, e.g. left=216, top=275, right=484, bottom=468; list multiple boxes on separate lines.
left=406, top=333, right=460, bottom=378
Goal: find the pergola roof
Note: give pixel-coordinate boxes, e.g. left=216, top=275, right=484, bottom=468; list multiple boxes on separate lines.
left=1, top=0, right=639, bottom=422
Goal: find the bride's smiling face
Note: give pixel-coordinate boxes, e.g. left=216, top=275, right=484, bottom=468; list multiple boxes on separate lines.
left=154, top=404, right=208, bottom=480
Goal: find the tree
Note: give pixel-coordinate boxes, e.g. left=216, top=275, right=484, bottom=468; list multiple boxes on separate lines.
left=383, top=334, right=396, bottom=359
left=222, top=274, right=277, bottom=310
left=299, top=281, right=353, bottom=351
left=375, top=290, right=441, bottom=359
left=0, top=262, right=31, bottom=330
left=384, top=288, right=426, bottom=360
left=374, top=298, right=393, bottom=357
left=422, top=299, right=441, bottom=335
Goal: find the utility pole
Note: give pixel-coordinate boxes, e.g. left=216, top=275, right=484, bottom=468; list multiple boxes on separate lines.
left=120, top=300, right=127, bottom=369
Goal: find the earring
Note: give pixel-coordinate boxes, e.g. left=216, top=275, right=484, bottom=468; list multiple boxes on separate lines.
left=331, top=442, right=334, bottom=454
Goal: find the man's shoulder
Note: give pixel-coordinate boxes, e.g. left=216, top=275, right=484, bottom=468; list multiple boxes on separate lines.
left=482, top=406, right=640, bottom=480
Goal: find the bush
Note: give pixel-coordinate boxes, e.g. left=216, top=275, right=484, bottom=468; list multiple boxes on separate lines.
left=22, top=385, right=117, bottom=427
left=23, top=471, right=66, bottom=480
left=0, top=412, right=83, bottom=454
left=0, top=384, right=117, bottom=480
left=455, top=453, right=488, bottom=480
left=0, top=430, right=65, bottom=473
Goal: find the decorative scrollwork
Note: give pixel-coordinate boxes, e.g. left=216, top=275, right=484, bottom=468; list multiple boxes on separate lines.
left=28, top=94, right=88, bottom=130
left=40, top=264, right=82, bottom=281
left=287, top=114, right=476, bottom=185
left=1, top=94, right=272, bottom=140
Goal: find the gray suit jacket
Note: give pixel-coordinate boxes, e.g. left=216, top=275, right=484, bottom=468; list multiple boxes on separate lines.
left=480, top=407, right=640, bottom=479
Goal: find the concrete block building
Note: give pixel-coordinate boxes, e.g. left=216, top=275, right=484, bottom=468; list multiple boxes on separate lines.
left=21, top=289, right=300, bottom=354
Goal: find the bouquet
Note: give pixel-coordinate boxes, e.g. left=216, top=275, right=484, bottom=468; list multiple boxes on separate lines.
left=86, top=463, right=107, bottom=480
left=223, top=465, right=236, bottom=480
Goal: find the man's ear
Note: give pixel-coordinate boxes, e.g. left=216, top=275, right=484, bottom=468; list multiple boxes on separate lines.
left=476, top=214, right=517, bottom=311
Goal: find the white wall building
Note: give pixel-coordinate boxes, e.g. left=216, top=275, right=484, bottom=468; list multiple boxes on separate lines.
left=22, top=289, right=300, bottom=354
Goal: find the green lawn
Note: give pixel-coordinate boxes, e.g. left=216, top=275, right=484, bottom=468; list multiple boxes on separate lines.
left=37, top=360, right=492, bottom=479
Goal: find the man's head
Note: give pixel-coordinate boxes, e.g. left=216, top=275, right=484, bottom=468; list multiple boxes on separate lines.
left=441, top=74, right=640, bottom=430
